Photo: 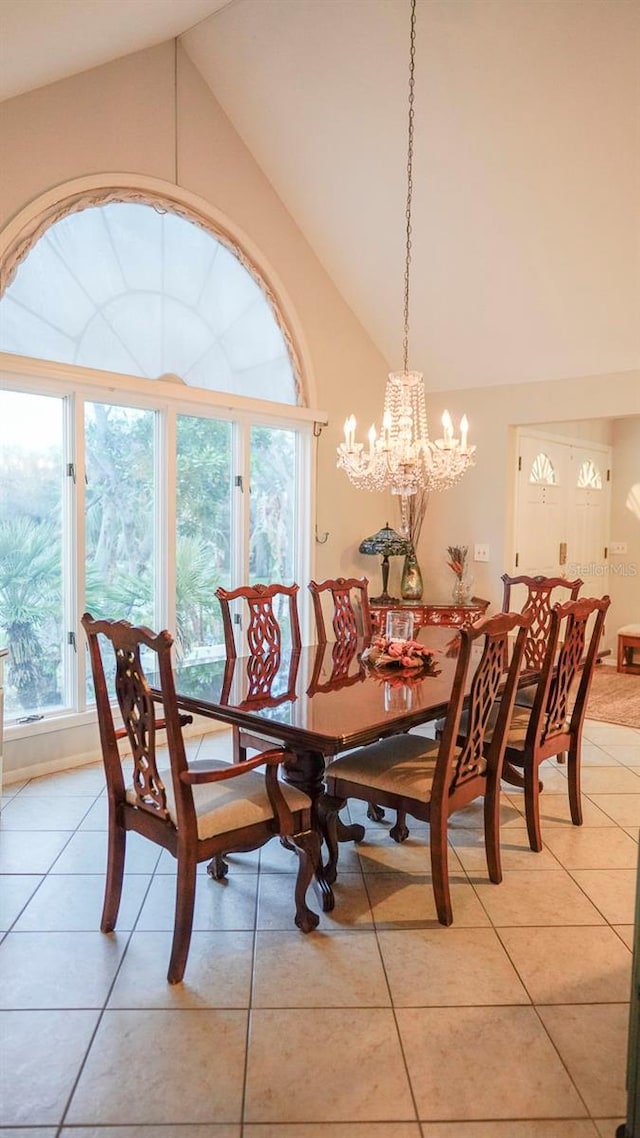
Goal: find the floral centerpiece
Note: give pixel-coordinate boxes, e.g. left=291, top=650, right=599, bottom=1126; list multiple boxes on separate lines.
left=362, top=635, right=437, bottom=671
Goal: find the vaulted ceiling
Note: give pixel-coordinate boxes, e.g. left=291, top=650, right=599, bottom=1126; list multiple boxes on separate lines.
left=1, top=0, right=638, bottom=392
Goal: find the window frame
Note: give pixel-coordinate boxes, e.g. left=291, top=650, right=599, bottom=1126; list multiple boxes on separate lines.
left=0, top=351, right=319, bottom=739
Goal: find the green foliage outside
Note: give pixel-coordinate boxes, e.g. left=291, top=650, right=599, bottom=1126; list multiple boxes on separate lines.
left=0, top=397, right=296, bottom=716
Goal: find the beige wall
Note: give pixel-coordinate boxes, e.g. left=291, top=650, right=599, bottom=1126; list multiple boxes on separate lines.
left=1, top=39, right=638, bottom=777
left=414, top=373, right=640, bottom=656
left=610, top=417, right=640, bottom=639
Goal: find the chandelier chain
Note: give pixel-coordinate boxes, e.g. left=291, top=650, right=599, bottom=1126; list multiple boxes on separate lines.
left=336, top=0, right=475, bottom=500
left=402, top=0, right=416, bottom=374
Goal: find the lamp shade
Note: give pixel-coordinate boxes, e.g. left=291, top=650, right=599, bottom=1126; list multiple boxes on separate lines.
left=359, top=523, right=408, bottom=558
left=359, top=522, right=409, bottom=604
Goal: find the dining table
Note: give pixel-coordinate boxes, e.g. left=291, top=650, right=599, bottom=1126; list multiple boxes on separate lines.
left=166, top=626, right=470, bottom=912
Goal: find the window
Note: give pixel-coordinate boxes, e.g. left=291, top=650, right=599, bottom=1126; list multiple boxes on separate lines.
left=0, top=390, right=67, bottom=720
left=577, top=459, right=603, bottom=490
left=0, top=192, right=314, bottom=729
left=176, top=414, right=233, bottom=658
left=529, top=452, right=557, bottom=485
left=0, top=201, right=298, bottom=403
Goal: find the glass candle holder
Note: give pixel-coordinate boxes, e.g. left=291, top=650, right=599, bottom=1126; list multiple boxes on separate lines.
left=385, top=609, right=415, bottom=642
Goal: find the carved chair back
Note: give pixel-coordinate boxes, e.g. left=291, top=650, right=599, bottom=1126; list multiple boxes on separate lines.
left=308, top=576, right=373, bottom=643
left=436, top=610, right=533, bottom=807
left=216, top=582, right=302, bottom=659
left=501, top=573, right=583, bottom=671
left=525, top=595, right=610, bottom=752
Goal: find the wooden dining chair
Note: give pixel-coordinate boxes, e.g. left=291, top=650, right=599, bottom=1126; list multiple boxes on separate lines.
left=501, top=571, right=583, bottom=676
left=323, top=610, right=533, bottom=924
left=308, top=576, right=373, bottom=643
left=500, top=594, right=610, bottom=852
left=216, top=582, right=301, bottom=763
left=309, top=575, right=394, bottom=825
left=82, top=612, right=319, bottom=984
left=500, top=575, right=584, bottom=767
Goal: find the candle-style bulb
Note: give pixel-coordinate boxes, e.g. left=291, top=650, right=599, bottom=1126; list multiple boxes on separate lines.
left=460, top=414, right=469, bottom=451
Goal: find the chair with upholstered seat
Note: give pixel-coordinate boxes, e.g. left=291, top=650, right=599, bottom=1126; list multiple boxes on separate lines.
left=216, top=582, right=301, bottom=763
left=500, top=594, right=610, bottom=852
left=82, top=612, right=319, bottom=984
left=323, top=610, right=533, bottom=924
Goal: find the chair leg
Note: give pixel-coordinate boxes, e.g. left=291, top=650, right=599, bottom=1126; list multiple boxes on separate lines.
left=523, top=763, right=543, bottom=853
left=567, top=743, right=583, bottom=826
left=367, top=802, right=385, bottom=822
left=207, top=854, right=229, bottom=880
left=390, top=808, right=410, bottom=843
left=101, top=818, right=126, bottom=933
left=290, top=829, right=321, bottom=933
left=430, top=814, right=452, bottom=926
left=167, top=856, right=197, bottom=985
left=483, top=779, right=503, bottom=884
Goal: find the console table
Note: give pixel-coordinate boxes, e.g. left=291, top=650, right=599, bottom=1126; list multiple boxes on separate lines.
left=370, top=597, right=490, bottom=634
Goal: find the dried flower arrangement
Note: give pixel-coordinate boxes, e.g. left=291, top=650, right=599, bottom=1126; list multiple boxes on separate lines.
left=446, top=544, right=468, bottom=580
left=404, top=489, right=429, bottom=551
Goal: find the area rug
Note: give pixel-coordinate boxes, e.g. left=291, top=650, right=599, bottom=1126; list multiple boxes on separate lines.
left=583, top=666, right=640, bottom=729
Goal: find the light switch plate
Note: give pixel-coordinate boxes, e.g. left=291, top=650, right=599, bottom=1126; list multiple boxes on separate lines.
left=610, top=542, right=628, bottom=555
left=474, top=544, right=490, bottom=562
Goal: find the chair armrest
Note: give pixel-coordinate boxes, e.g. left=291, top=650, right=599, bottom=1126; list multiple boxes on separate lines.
left=115, top=713, right=193, bottom=741
left=180, top=748, right=286, bottom=785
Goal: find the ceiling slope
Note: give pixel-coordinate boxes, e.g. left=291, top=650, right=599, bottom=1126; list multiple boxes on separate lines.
left=1, top=0, right=638, bottom=391
left=0, top=0, right=230, bottom=102
left=183, top=0, right=640, bottom=391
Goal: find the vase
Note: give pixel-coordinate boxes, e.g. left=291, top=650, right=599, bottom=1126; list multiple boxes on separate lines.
left=401, top=549, right=423, bottom=600
left=451, top=575, right=471, bottom=604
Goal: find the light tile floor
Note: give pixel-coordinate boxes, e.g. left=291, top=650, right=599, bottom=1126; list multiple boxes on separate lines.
left=1, top=718, right=639, bottom=1136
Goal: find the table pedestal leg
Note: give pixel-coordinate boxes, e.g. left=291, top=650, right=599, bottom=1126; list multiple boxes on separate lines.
left=283, top=748, right=365, bottom=908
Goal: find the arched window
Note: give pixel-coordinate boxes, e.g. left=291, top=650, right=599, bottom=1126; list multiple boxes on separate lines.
left=577, top=459, right=602, bottom=490
left=529, top=452, right=557, bottom=485
left=0, top=200, right=298, bottom=403
left=0, top=187, right=314, bottom=731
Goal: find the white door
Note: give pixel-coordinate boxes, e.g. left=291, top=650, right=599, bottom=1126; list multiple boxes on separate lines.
left=514, top=434, right=568, bottom=578
left=567, top=446, right=611, bottom=591
left=513, top=431, right=611, bottom=586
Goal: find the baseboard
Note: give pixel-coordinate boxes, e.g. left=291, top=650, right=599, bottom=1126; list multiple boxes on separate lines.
left=2, top=717, right=228, bottom=787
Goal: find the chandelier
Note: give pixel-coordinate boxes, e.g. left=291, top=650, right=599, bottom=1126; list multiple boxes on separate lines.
left=337, top=0, right=476, bottom=511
